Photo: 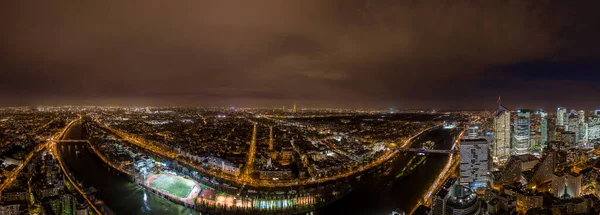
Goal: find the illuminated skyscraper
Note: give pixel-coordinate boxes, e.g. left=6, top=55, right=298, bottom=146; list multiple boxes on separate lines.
left=541, top=111, right=548, bottom=145
left=557, top=107, right=567, bottom=126
left=493, top=97, right=511, bottom=161
left=587, top=115, right=600, bottom=142
left=578, top=110, right=587, bottom=143
left=567, top=110, right=580, bottom=143
left=513, top=109, right=531, bottom=155
left=460, top=138, right=489, bottom=188
left=293, top=103, right=297, bottom=113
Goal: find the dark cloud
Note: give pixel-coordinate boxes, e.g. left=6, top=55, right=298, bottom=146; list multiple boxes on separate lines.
left=0, top=0, right=599, bottom=109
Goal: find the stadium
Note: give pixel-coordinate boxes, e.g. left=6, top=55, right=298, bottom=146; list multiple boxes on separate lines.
left=145, top=174, right=201, bottom=205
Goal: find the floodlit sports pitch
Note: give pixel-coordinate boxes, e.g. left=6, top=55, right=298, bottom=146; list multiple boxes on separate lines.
left=146, top=174, right=200, bottom=200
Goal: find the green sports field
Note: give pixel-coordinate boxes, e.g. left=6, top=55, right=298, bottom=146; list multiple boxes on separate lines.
left=149, top=175, right=196, bottom=199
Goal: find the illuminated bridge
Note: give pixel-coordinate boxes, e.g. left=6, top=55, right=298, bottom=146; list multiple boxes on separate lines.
left=398, top=148, right=458, bottom=154
left=56, top=140, right=90, bottom=143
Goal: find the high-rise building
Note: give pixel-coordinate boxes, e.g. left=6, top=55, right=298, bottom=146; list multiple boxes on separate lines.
left=567, top=111, right=580, bottom=144
left=578, top=110, right=585, bottom=124
left=557, top=107, right=567, bottom=126
left=460, top=139, right=489, bottom=188
left=548, top=121, right=556, bottom=143
left=541, top=111, right=548, bottom=146
left=581, top=122, right=588, bottom=144
left=513, top=109, right=531, bottom=155
left=293, top=103, right=297, bottom=113
left=493, top=98, right=511, bottom=161
left=587, top=115, right=600, bottom=143
left=561, top=131, right=576, bottom=148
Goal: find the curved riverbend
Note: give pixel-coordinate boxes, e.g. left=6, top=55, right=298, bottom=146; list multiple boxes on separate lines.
left=58, top=120, right=459, bottom=214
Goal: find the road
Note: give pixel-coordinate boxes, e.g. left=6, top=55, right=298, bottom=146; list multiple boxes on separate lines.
left=242, top=123, right=258, bottom=180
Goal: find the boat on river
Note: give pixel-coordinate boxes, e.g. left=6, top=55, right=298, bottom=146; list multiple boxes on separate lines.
left=395, top=155, right=426, bottom=180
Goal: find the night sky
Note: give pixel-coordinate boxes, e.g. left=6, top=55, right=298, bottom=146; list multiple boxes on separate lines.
left=1, top=0, right=599, bottom=109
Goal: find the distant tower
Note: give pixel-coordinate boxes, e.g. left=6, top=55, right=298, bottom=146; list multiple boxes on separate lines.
left=293, top=103, right=297, bottom=113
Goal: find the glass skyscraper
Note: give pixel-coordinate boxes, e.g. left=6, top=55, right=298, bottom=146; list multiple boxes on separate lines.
left=541, top=111, right=548, bottom=146
left=557, top=107, right=567, bottom=126
left=513, top=109, right=531, bottom=155
left=493, top=99, right=511, bottom=161
left=567, top=110, right=581, bottom=144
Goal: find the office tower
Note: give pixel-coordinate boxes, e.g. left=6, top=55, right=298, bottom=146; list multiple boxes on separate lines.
left=578, top=110, right=585, bottom=124
left=541, top=111, right=548, bottom=146
left=548, top=121, right=556, bottom=143
left=293, top=103, right=297, bottom=113
left=595, top=110, right=600, bottom=116
left=514, top=109, right=531, bottom=155
left=460, top=139, right=489, bottom=188
left=557, top=107, right=567, bottom=126
left=567, top=111, right=580, bottom=143
left=581, top=122, right=588, bottom=144
left=493, top=98, right=511, bottom=161
left=588, top=115, right=600, bottom=142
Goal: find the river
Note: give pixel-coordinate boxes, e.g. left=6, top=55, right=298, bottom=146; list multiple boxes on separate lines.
left=59, top=121, right=458, bottom=215
left=59, top=121, right=200, bottom=215
left=313, top=127, right=459, bottom=215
